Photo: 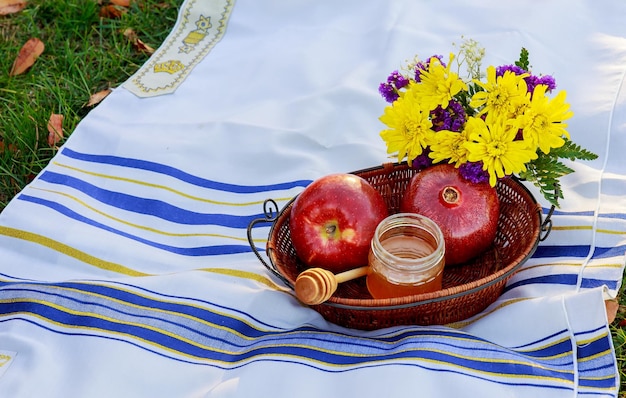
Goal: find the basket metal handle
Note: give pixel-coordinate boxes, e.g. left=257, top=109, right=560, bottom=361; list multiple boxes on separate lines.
left=539, top=182, right=560, bottom=241
left=540, top=204, right=555, bottom=241
left=246, top=199, right=293, bottom=287
left=514, top=176, right=556, bottom=242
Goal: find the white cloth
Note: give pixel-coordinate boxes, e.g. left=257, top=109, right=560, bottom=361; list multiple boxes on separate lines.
left=0, top=0, right=624, bottom=397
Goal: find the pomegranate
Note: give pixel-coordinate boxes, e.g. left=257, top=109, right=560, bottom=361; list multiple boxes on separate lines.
left=400, top=164, right=500, bottom=266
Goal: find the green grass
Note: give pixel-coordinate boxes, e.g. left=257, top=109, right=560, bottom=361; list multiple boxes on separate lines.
left=613, top=284, right=626, bottom=397
left=0, top=0, right=179, bottom=208
left=1, top=1, right=626, bottom=395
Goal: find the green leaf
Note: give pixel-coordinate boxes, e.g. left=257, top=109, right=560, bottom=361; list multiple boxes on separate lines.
left=515, top=47, right=530, bottom=70
left=551, top=139, right=599, bottom=161
left=519, top=156, right=574, bottom=207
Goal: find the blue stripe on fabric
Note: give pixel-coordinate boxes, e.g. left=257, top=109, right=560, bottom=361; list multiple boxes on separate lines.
left=533, top=245, right=592, bottom=258
left=0, top=279, right=569, bottom=364
left=541, top=207, right=626, bottom=222
left=0, top=281, right=577, bottom=374
left=542, top=208, right=596, bottom=217
left=1, top=286, right=253, bottom=350
left=0, top=298, right=576, bottom=382
left=60, top=148, right=311, bottom=193
left=533, top=245, right=625, bottom=260
left=578, top=377, right=618, bottom=390
left=3, top=280, right=543, bottom=351
left=31, top=172, right=264, bottom=228
left=504, top=275, right=619, bottom=292
left=0, top=274, right=282, bottom=331
left=23, top=281, right=273, bottom=339
left=577, top=337, right=613, bottom=360
left=16, top=195, right=252, bottom=256
left=510, top=329, right=568, bottom=350
left=0, top=317, right=578, bottom=393
left=0, top=278, right=574, bottom=360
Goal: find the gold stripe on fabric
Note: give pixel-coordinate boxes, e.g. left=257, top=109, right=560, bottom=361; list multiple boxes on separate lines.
left=596, top=228, right=625, bottom=235
left=551, top=226, right=593, bottom=231
left=578, top=348, right=613, bottom=363
left=551, top=225, right=625, bottom=235
left=0, top=226, right=149, bottom=277
left=53, top=162, right=293, bottom=207
left=577, top=332, right=610, bottom=347
left=515, top=262, right=624, bottom=276
left=0, top=226, right=284, bottom=289
left=199, top=268, right=288, bottom=291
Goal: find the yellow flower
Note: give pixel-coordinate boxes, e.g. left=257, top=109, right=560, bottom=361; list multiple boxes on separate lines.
left=413, top=53, right=468, bottom=111
left=464, top=116, right=538, bottom=186
left=516, top=85, right=573, bottom=154
left=379, top=89, right=434, bottom=164
left=470, top=66, right=530, bottom=121
left=428, top=129, right=471, bottom=166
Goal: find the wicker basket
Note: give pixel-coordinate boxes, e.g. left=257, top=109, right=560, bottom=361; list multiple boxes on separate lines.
left=248, top=162, right=547, bottom=330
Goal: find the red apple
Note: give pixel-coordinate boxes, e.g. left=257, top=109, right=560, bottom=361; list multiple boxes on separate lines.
left=400, top=164, right=500, bottom=266
left=289, top=173, right=388, bottom=273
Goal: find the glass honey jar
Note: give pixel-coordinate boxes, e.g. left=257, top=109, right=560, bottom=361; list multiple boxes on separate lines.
left=366, top=213, right=445, bottom=299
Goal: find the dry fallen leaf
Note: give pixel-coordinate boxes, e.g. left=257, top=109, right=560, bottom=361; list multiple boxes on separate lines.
left=99, top=4, right=127, bottom=18
left=605, top=299, right=619, bottom=324
left=86, top=88, right=112, bottom=107
left=123, top=28, right=155, bottom=54
left=134, top=37, right=155, bottom=54
left=9, top=38, right=45, bottom=76
left=0, top=141, right=18, bottom=153
left=47, top=114, right=64, bottom=147
left=0, top=0, right=27, bottom=15
left=123, top=28, right=137, bottom=40
left=110, top=0, right=130, bottom=6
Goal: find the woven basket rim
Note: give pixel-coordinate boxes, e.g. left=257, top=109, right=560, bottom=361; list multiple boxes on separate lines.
left=266, top=162, right=543, bottom=312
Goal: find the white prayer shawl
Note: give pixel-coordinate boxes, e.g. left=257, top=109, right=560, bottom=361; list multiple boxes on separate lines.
left=0, top=0, right=624, bottom=397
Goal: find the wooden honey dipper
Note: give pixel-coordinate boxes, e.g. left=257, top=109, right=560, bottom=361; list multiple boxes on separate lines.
left=295, top=266, right=369, bottom=305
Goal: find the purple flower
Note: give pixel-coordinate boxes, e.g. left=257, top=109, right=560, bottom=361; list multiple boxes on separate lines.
left=459, top=162, right=490, bottom=184
left=387, top=70, right=410, bottom=89
left=379, top=82, right=399, bottom=102
left=411, top=149, right=433, bottom=170
left=430, top=100, right=467, bottom=132
left=496, top=64, right=557, bottom=94
left=525, top=75, right=557, bottom=94
left=495, top=64, right=527, bottom=77
left=538, top=75, right=556, bottom=90
left=379, top=70, right=411, bottom=103
left=414, top=55, right=445, bottom=82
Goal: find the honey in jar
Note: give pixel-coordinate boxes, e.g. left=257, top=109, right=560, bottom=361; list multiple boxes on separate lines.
left=366, top=213, right=445, bottom=299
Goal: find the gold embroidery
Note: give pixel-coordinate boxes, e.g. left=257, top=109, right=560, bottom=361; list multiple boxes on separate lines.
left=154, top=60, right=185, bottom=74
left=0, top=354, right=11, bottom=367
left=124, top=0, right=235, bottom=97
left=180, top=15, right=212, bottom=53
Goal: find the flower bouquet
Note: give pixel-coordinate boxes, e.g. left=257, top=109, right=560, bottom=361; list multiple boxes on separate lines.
left=378, top=39, right=597, bottom=207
